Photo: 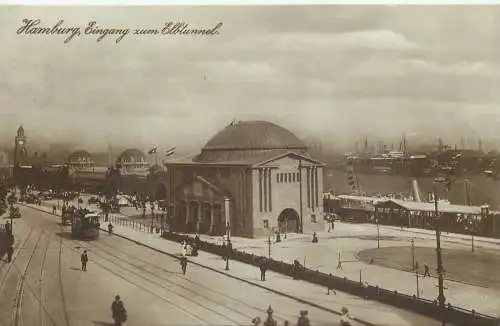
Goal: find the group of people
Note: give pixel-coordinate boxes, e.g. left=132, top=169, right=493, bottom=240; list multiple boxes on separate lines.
left=178, top=235, right=203, bottom=275
left=180, top=236, right=199, bottom=257
left=250, top=306, right=354, bottom=326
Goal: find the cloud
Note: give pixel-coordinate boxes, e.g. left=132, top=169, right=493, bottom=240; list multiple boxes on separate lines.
left=334, top=29, right=418, bottom=50
left=197, top=60, right=277, bottom=82
left=229, top=29, right=418, bottom=54
left=2, top=6, right=500, bottom=152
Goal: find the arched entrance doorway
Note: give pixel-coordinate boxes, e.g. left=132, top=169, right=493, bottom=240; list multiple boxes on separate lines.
left=278, top=208, right=300, bottom=233
left=155, top=183, right=167, bottom=201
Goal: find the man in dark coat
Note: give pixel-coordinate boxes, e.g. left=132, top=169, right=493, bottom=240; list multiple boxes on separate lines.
left=5, top=221, right=11, bottom=235
left=180, top=256, right=188, bottom=275
left=7, top=245, right=13, bottom=263
left=297, top=310, right=310, bottom=326
left=259, top=258, right=268, bottom=281
left=424, top=264, right=431, bottom=277
left=81, top=250, right=88, bottom=271
left=327, top=273, right=336, bottom=295
left=111, top=295, right=126, bottom=325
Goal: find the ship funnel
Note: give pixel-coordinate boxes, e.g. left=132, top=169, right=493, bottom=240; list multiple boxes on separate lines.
left=411, top=179, right=422, bottom=202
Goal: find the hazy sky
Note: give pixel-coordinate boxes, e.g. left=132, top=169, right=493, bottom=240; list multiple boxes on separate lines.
left=2, top=5, right=500, bottom=153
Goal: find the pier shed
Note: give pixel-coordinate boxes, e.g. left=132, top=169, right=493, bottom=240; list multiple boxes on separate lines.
left=374, top=199, right=489, bottom=233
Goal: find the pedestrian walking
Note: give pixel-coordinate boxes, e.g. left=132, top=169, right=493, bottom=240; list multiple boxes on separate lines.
left=296, top=310, right=310, bottom=326
left=327, top=273, right=336, bottom=295
left=180, top=256, right=188, bottom=275
left=81, top=250, right=88, bottom=271
left=312, top=232, right=318, bottom=243
left=111, top=295, right=127, bottom=325
left=7, top=245, right=13, bottom=263
left=52, top=205, right=57, bottom=215
left=424, top=264, right=431, bottom=277
left=293, top=259, right=302, bottom=280
left=363, top=281, right=369, bottom=300
left=5, top=220, right=11, bottom=235
left=259, top=258, right=268, bottom=281
left=339, top=307, right=353, bottom=326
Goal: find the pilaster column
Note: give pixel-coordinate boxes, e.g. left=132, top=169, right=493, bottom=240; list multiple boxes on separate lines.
left=197, top=201, right=202, bottom=233
left=224, top=197, right=230, bottom=237
left=209, top=202, right=215, bottom=234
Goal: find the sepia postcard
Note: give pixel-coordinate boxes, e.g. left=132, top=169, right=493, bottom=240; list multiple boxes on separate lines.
left=0, top=3, right=499, bottom=326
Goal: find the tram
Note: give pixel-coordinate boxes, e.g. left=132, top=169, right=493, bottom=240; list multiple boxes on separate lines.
left=71, top=209, right=100, bottom=240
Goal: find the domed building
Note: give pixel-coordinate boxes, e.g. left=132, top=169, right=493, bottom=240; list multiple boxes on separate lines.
left=116, top=149, right=149, bottom=172
left=67, top=150, right=94, bottom=170
left=163, top=120, right=325, bottom=238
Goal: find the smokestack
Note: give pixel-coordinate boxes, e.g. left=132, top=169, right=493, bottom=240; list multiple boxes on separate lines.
left=411, top=179, right=421, bottom=202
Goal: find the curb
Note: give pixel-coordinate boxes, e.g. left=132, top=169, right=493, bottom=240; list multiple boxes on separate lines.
left=105, top=228, right=375, bottom=326
left=21, top=204, right=374, bottom=326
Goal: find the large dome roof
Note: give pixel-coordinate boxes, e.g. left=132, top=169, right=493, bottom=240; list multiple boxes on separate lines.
left=195, top=121, right=308, bottom=163
left=116, top=149, right=147, bottom=165
left=68, top=150, right=93, bottom=164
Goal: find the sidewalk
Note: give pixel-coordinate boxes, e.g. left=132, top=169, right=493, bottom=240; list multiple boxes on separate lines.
left=32, top=200, right=500, bottom=317
left=22, top=202, right=440, bottom=326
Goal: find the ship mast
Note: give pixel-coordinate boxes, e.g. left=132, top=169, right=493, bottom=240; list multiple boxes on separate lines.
left=399, top=133, right=408, bottom=155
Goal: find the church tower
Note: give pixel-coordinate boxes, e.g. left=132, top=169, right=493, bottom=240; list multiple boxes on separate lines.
left=14, top=125, right=28, bottom=165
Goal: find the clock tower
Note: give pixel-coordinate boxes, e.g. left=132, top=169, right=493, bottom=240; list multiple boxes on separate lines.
left=14, top=125, right=28, bottom=165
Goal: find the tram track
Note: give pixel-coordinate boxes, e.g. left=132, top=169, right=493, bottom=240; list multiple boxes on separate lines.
left=64, top=240, right=211, bottom=326
left=57, top=225, right=71, bottom=326
left=38, top=230, right=51, bottom=326
left=12, top=228, right=44, bottom=326
left=17, top=205, right=221, bottom=325
left=70, top=238, right=246, bottom=326
left=20, top=204, right=372, bottom=326
left=0, top=226, right=34, bottom=295
left=95, top=236, right=290, bottom=322
left=0, top=217, right=70, bottom=326
left=85, top=238, right=270, bottom=323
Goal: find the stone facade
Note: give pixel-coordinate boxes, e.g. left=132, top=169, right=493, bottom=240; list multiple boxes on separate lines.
left=163, top=121, right=325, bottom=238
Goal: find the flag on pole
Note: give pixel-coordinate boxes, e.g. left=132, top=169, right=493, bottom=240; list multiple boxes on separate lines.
left=148, top=146, right=158, bottom=155
left=164, top=147, right=176, bottom=157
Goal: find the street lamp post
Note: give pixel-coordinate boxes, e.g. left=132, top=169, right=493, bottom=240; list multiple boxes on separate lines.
left=433, top=188, right=446, bottom=326
left=267, top=231, right=272, bottom=259
left=224, top=197, right=230, bottom=271
left=298, top=160, right=303, bottom=234
left=411, top=237, right=415, bottom=271
left=415, top=264, right=420, bottom=298
left=376, top=218, right=380, bottom=249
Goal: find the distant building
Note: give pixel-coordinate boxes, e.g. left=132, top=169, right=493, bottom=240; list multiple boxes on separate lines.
left=0, top=150, right=11, bottom=180
left=14, top=125, right=28, bottom=166
left=163, top=120, right=325, bottom=238
left=67, top=150, right=94, bottom=170
left=115, top=149, right=149, bottom=194
left=0, top=150, right=10, bottom=167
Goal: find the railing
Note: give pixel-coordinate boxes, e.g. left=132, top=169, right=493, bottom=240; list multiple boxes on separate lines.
left=107, top=215, right=161, bottom=235
left=160, top=231, right=499, bottom=326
